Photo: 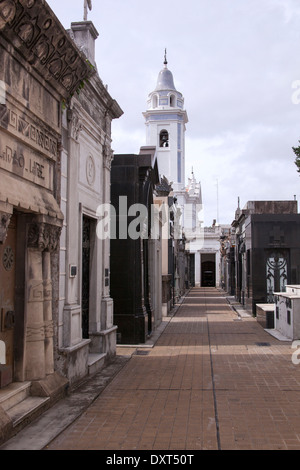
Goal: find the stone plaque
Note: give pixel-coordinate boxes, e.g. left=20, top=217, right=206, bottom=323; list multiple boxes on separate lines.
left=0, top=101, right=58, bottom=161
left=0, top=132, right=53, bottom=190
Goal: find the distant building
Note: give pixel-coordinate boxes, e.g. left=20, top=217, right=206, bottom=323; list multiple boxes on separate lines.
left=143, top=55, right=200, bottom=292
left=231, top=200, right=300, bottom=315
left=143, top=52, right=187, bottom=193
left=143, top=55, right=232, bottom=289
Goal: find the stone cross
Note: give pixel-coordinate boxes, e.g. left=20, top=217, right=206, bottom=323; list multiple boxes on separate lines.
left=84, top=0, right=92, bottom=21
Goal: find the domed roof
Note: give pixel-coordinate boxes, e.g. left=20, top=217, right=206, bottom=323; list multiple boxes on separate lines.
left=155, top=64, right=177, bottom=91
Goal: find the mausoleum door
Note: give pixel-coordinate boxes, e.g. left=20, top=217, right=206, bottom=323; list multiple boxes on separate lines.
left=82, top=216, right=91, bottom=339
left=0, top=214, right=16, bottom=386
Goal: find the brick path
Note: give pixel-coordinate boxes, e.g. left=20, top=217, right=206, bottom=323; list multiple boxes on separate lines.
left=46, top=287, right=300, bottom=450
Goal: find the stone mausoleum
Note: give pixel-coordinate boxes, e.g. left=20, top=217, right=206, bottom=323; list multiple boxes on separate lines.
left=232, top=200, right=300, bottom=316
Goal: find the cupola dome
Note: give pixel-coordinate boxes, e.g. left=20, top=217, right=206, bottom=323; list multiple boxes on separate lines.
left=155, top=50, right=176, bottom=91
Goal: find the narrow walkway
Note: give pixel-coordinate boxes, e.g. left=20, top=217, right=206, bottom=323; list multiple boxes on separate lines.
left=42, top=287, right=300, bottom=450
left=3, top=287, right=300, bottom=450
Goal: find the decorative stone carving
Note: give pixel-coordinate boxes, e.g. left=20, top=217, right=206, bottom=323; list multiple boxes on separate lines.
left=26, top=322, right=45, bottom=342
left=2, top=246, right=14, bottom=271
left=67, top=108, right=83, bottom=141
left=0, top=0, right=93, bottom=99
left=27, top=222, right=62, bottom=252
left=44, top=319, right=54, bottom=338
left=43, top=279, right=52, bottom=301
left=86, top=155, right=95, bottom=186
left=156, top=176, right=173, bottom=196
left=103, top=144, right=114, bottom=170
left=0, top=212, right=12, bottom=244
left=27, top=279, right=43, bottom=302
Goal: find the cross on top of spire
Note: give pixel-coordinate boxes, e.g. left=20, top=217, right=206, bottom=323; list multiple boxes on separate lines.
left=164, top=48, right=168, bottom=67
left=83, top=0, right=92, bottom=21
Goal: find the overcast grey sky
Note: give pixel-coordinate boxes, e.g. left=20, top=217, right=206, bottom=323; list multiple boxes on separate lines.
left=48, top=0, right=300, bottom=225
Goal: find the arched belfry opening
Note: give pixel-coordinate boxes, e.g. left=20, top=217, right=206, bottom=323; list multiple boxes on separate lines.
left=159, top=129, right=169, bottom=148
left=152, top=94, right=158, bottom=108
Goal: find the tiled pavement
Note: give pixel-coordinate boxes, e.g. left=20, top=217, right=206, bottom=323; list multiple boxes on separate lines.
left=3, top=287, right=300, bottom=451
left=42, top=287, right=300, bottom=451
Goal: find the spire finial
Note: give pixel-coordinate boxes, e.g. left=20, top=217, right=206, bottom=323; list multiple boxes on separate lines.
left=84, top=0, right=92, bottom=21
left=164, top=48, right=168, bottom=67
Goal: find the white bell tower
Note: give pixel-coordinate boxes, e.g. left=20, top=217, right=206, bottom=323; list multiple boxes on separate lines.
left=143, top=51, right=188, bottom=191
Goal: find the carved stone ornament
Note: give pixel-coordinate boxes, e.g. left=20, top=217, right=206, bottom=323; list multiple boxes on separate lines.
left=103, top=144, right=114, bottom=170
left=27, top=222, right=62, bottom=252
left=0, top=0, right=93, bottom=99
left=3, top=246, right=14, bottom=271
left=26, top=322, right=45, bottom=342
left=71, top=111, right=83, bottom=141
left=0, top=212, right=12, bottom=244
left=86, top=155, right=95, bottom=186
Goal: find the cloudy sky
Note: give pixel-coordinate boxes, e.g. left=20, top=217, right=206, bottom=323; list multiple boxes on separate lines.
left=48, top=0, right=300, bottom=225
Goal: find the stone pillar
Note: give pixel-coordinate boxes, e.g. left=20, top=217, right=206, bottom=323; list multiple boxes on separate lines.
left=0, top=209, right=12, bottom=244
left=43, top=251, right=54, bottom=375
left=26, top=220, right=61, bottom=381
left=195, top=252, right=201, bottom=287
left=97, top=141, right=117, bottom=356
left=26, top=247, right=45, bottom=381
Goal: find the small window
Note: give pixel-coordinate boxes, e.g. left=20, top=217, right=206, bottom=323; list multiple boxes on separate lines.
left=152, top=95, right=158, bottom=108
left=170, top=94, right=176, bottom=107
left=287, top=310, right=291, bottom=325
left=160, top=130, right=169, bottom=148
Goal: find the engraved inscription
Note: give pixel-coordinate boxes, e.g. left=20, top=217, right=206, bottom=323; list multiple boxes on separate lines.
left=0, top=134, right=53, bottom=190
left=0, top=105, right=58, bottom=158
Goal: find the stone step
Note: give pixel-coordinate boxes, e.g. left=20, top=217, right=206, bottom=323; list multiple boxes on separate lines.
left=88, top=353, right=106, bottom=375
left=6, top=396, right=50, bottom=427
left=0, top=382, right=31, bottom=412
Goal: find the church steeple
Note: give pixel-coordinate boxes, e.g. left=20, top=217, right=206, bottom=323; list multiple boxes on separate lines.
left=154, top=52, right=177, bottom=93
left=143, top=53, right=188, bottom=190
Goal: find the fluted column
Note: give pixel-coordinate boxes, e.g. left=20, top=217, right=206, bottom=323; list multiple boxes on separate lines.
left=26, top=247, right=45, bottom=380
left=43, top=251, right=54, bottom=375
left=25, top=220, right=61, bottom=381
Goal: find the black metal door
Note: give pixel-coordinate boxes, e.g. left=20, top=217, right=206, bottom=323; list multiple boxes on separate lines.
left=82, top=216, right=90, bottom=339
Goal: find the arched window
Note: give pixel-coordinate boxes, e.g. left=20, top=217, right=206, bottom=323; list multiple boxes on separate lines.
left=160, top=130, right=169, bottom=148
left=152, top=95, right=158, bottom=108
left=170, top=94, right=176, bottom=107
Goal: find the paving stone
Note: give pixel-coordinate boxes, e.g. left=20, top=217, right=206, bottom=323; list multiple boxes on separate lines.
left=3, top=287, right=300, bottom=451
